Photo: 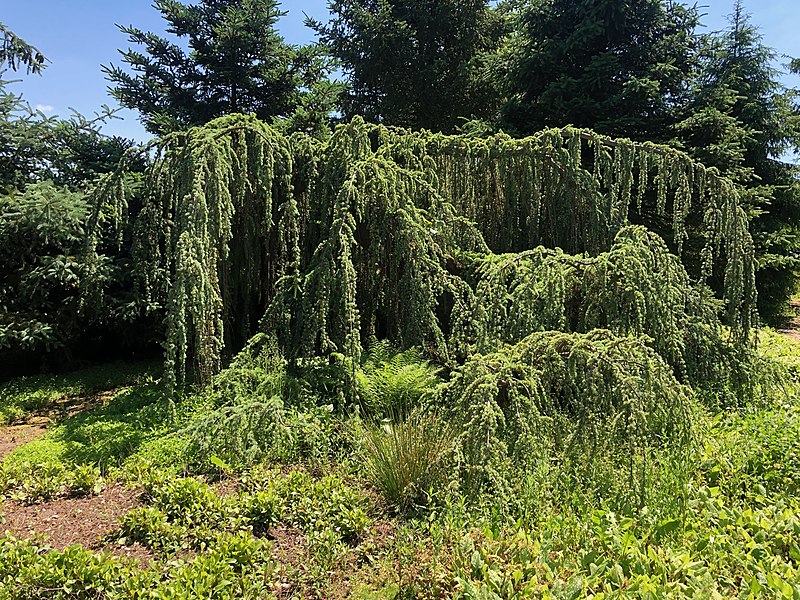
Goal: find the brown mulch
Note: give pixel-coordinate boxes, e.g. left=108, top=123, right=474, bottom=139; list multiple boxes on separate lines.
left=99, top=540, right=156, bottom=566
left=1, top=484, right=153, bottom=564
left=268, top=525, right=309, bottom=572
left=366, top=519, right=397, bottom=554
left=211, top=476, right=240, bottom=497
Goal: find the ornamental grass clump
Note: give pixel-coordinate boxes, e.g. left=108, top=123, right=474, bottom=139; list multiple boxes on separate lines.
left=361, top=410, right=452, bottom=512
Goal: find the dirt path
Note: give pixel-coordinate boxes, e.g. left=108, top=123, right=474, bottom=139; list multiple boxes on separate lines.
left=778, top=299, right=800, bottom=343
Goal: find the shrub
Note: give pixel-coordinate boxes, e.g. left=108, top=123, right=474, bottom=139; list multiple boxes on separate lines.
left=356, top=342, right=441, bottom=418
left=240, top=468, right=373, bottom=542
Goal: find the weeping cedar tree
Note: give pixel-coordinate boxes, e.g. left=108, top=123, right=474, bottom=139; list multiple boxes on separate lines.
left=103, top=0, right=340, bottom=137
left=89, top=115, right=756, bottom=397
left=86, top=114, right=765, bottom=495
left=500, top=0, right=699, bottom=142
left=0, top=22, right=45, bottom=75
left=309, top=0, right=507, bottom=132
left=674, top=2, right=800, bottom=323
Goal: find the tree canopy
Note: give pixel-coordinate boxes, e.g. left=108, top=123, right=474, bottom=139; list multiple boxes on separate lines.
left=2, top=0, right=798, bottom=377
left=674, top=1, right=800, bottom=321
left=103, top=0, right=339, bottom=136
left=0, top=22, right=45, bottom=74
left=86, top=114, right=756, bottom=395
left=500, top=0, right=700, bottom=141
left=0, top=77, right=148, bottom=369
left=310, top=0, right=506, bottom=132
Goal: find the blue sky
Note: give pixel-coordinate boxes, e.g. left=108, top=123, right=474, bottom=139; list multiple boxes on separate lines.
left=2, top=1, right=799, bottom=142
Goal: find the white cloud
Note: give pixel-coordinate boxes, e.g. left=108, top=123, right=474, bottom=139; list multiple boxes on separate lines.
left=35, top=104, right=55, bottom=114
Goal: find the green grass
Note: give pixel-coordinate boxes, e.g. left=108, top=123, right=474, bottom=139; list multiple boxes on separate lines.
left=0, top=361, right=158, bottom=425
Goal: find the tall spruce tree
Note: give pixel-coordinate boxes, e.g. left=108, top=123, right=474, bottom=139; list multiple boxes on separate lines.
left=675, top=1, right=800, bottom=321
left=501, top=0, right=699, bottom=141
left=104, top=0, right=338, bottom=135
left=309, top=0, right=506, bottom=132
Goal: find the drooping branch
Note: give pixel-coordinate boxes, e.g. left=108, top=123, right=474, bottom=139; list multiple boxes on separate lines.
left=440, top=329, right=694, bottom=494
left=0, top=22, right=46, bottom=74
left=84, top=115, right=757, bottom=391
left=460, top=225, right=737, bottom=387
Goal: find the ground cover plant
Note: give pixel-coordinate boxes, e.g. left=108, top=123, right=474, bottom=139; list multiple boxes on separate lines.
left=0, top=330, right=798, bottom=598
left=0, top=362, right=155, bottom=425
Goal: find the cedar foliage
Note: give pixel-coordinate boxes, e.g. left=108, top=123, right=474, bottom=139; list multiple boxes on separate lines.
left=441, top=329, right=693, bottom=494
left=463, top=226, right=729, bottom=384
left=92, top=114, right=297, bottom=389
left=91, top=114, right=756, bottom=396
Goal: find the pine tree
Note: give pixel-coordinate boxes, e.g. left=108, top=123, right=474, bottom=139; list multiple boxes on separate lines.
left=103, top=0, right=338, bottom=135
left=309, top=0, right=506, bottom=132
left=675, top=1, right=800, bottom=322
left=501, top=0, right=699, bottom=141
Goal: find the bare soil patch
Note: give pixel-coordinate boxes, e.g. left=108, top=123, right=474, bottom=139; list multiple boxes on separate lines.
left=102, top=540, right=157, bottom=566
left=778, top=299, right=800, bottom=343
left=268, top=525, right=309, bottom=572
left=210, top=476, right=240, bottom=497
left=1, top=484, right=151, bottom=563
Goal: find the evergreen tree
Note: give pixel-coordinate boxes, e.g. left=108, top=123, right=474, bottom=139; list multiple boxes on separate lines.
left=104, top=0, right=338, bottom=135
left=309, top=0, right=506, bottom=132
left=675, top=1, right=800, bottom=322
left=0, top=80, right=140, bottom=192
left=89, top=114, right=756, bottom=389
left=501, top=0, right=699, bottom=141
left=0, top=72, right=148, bottom=366
left=0, top=83, right=49, bottom=190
